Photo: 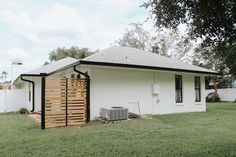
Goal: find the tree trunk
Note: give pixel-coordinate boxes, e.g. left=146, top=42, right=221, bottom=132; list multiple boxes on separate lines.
left=213, top=80, right=219, bottom=96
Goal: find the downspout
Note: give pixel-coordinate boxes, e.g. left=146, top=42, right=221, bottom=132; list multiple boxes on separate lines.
left=41, top=75, right=46, bottom=129
left=20, top=75, right=35, bottom=112
left=73, top=66, right=90, bottom=123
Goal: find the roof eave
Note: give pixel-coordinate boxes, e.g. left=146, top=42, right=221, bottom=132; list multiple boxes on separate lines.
left=80, top=60, right=219, bottom=75
left=13, top=61, right=81, bottom=85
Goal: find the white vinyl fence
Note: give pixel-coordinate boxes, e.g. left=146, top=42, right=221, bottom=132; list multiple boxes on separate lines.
left=205, top=88, right=236, bottom=102
left=0, top=89, right=27, bottom=113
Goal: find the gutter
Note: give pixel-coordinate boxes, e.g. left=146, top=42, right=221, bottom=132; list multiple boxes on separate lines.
left=79, top=60, right=219, bottom=75
left=73, top=66, right=90, bottom=122
left=20, top=75, right=35, bottom=112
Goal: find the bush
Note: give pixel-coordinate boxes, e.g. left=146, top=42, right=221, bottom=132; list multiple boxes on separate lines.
left=19, top=108, right=29, bottom=114
left=206, top=92, right=221, bottom=102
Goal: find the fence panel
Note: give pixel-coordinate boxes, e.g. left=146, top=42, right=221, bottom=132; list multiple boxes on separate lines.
left=0, top=89, right=26, bottom=113
left=205, top=88, right=236, bottom=101
left=45, top=77, right=87, bottom=128
left=0, top=90, right=5, bottom=112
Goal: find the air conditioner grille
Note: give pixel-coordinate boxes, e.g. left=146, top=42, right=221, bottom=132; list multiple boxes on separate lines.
left=100, top=107, right=128, bottom=121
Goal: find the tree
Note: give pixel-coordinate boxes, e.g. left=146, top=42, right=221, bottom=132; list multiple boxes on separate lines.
left=1, top=71, right=8, bottom=83
left=48, top=46, right=94, bottom=62
left=224, top=43, right=236, bottom=76
left=143, top=0, right=236, bottom=46
left=192, top=44, right=231, bottom=95
left=116, top=23, right=151, bottom=50
left=193, top=46, right=227, bottom=73
left=116, top=23, right=193, bottom=61
left=143, top=0, right=236, bottom=75
left=151, top=29, right=193, bottom=62
left=0, top=75, right=3, bottom=83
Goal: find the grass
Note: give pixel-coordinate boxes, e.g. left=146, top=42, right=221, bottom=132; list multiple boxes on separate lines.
left=0, top=103, right=236, bottom=157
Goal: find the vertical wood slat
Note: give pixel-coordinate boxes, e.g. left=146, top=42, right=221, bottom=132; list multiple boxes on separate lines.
left=65, top=78, right=68, bottom=126
left=44, top=77, right=87, bottom=128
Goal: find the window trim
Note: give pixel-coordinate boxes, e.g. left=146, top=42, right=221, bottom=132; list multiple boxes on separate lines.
left=175, top=75, right=183, bottom=103
left=194, top=76, right=201, bottom=102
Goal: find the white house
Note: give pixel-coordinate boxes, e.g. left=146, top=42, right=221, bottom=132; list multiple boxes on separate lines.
left=13, top=46, right=218, bottom=123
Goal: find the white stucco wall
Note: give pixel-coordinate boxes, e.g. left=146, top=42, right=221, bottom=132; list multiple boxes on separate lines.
left=14, top=77, right=42, bottom=112
left=33, top=77, right=42, bottom=111
left=11, top=65, right=207, bottom=117
left=89, top=66, right=206, bottom=119
left=156, top=72, right=206, bottom=115
left=90, top=67, right=154, bottom=118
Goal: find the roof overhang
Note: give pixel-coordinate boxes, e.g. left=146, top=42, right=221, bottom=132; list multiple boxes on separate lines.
left=13, top=61, right=80, bottom=85
left=80, top=60, right=219, bottom=75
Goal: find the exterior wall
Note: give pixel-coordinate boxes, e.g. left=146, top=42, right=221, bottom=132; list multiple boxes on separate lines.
left=205, top=88, right=236, bottom=102
left=90, top=66, right=206, bottom=119
left=11, top=65, right=207, bottom=118
left=14, top=77, right=42, bottom=112
left=33, top=77, right=42, bottom=112
left=90, top=67, right=154, bottom=118
left=156, top=72, right=206, bottom=115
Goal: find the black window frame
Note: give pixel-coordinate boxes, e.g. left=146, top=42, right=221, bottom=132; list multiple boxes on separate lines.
left=194, top=76, right=201, bottom=102
left=175, top=75, right=183, bottom=103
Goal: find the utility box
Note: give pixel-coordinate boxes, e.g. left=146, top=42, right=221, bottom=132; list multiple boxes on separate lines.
left=153, top=84, right=159, bottom=95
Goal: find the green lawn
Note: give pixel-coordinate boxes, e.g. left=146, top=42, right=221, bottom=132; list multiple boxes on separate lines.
left=1, top=103, right=236, bottom=157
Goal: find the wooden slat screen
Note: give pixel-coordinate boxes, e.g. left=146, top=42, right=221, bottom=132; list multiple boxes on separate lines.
left=45, top=77, right=87, bottom=128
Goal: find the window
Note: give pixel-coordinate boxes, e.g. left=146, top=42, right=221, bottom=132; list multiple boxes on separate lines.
left=194, top=76, right=201, bottom=102
left=175, top=75, right=183, bottom=103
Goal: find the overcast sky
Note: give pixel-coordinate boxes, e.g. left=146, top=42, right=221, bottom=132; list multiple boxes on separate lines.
left=0, top=0, right=150, bottom=80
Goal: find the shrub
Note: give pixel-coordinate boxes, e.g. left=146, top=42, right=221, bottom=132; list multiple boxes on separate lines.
left=206, top=92, right=221, bottom=102
left=19, top=108, right=29, bottom=114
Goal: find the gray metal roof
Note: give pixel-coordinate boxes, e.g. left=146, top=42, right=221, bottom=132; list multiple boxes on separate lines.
left=81, top=46, right=218, bottom=74
left=24, top=57, right=79, bottom=75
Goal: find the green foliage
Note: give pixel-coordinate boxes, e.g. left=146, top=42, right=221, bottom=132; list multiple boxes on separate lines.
left=143, top=0, right=236, bottom=76
left=192, top=45, right=229, bottom=84
left=193, top=43, right=236, bottom=77
left=1, top=103, right=236, bottom=156
left=19, top=108, right=29, bottom=114
left=143, top=0, right=236, bottom=47
left=116, top=23, right=150, bottom=50
left=206, top=92, right=221, bottom=102
left=49, top=46, right=94, bottom=62
left=116, top=23, right=193, bottom=61
left=224, top=44, right=236, bottom=76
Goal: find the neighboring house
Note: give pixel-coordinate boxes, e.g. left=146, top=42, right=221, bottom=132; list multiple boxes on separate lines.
left=13, top=46, right=217, bottom=121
